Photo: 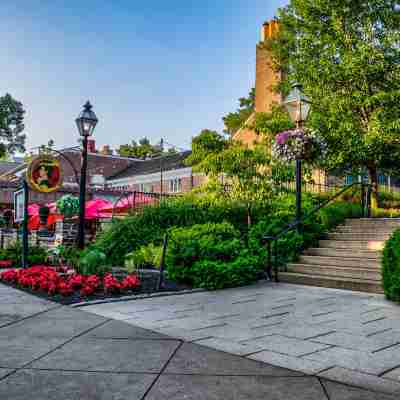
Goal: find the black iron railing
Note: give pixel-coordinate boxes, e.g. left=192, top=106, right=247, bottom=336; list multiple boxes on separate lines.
left=263, top=182, right=372, bottom=282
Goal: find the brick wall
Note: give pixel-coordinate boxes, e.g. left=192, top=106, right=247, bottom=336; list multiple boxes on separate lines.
left=255, top=43, right=281, bottom=113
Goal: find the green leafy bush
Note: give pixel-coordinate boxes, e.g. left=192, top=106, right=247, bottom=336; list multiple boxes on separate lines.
left=125, top=243, right=163, bottom=273
left=382, top=229, right=400, bottom=302
left=56, top=195, right=80, bottom=218
left=93, top=197, right=255, bottom=266
left=0, top=243, right=48, bottom=267
left=54, top=245, right=82, bottom=268
left=77, top=249, right=110, bottom=276
left=166, top=222, right=247, bottom=285
left=378, top=190, right=400, bottom=209
left=190, top=252, right=261, bottom=289
left=372, top=208, right=400, bottom=218
left=248, top=201, right=362, bottom=270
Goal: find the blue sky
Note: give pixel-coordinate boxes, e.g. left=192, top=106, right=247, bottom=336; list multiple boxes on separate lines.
left=1, top=0, right=287, bottom=153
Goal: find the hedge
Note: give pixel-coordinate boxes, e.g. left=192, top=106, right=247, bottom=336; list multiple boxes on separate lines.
left=382, top=229, right=400, bottom=302
left=92, top=196, right=270, bottom=266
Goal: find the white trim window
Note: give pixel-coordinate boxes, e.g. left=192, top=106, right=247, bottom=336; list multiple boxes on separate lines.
left=169, top=178, right=182, bottom=193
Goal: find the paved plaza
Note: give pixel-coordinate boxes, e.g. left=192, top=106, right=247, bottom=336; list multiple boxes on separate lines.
left=0, top=282, right=399, bottom=398
left=85, top=281, right=400, bottom=396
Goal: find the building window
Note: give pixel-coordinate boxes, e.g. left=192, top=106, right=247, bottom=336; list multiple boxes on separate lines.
left=378, top=174, right=387, bottom=185
left=169, top=178, right=182, bottom=193
left=345, top=175, right=354, bottom=185
left=139, top=183, right=153, bottom=193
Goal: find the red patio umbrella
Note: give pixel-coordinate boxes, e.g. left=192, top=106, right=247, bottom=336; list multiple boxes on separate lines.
left=99, top=193, right=157, bottom=215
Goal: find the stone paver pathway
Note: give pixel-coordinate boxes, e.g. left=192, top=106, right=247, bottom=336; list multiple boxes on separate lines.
left=84, top=281, right=400, bottom=396
left=0, top=281, right=399, bottom=398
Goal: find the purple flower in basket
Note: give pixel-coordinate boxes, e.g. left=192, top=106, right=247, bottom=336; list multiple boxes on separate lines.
left=276, top=131, right=291, bottom=145
left=273, top=128, right=326, bottom=164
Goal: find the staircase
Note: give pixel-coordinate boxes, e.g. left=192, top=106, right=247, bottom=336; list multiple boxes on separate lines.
left=279, top=218, right=400, bottom=293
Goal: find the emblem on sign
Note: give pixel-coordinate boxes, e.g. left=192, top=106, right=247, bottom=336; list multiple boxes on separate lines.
left=27, top=156, right=63, bottom=193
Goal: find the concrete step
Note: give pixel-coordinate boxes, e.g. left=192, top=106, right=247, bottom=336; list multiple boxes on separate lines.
left=319, top=240, right=384, bottom=251
left=279, top=272, right=384, bottom=294
left=298, top=255, right=381, bottom=269
left=304, top=247, right=381, bottom=259
left=334, top=227, right=395, bottom=234
left=344, top=219, right=400, bottom=226
left=327, top=233, right=390, bottom=241
left=286, top=263, right=381, bottom=281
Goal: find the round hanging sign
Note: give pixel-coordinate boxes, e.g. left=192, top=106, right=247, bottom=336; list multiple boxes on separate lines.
left=27, top=156, right=63, bottom=193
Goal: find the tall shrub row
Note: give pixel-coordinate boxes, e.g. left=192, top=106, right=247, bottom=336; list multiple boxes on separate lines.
left=382, top=229, right=400, bottom=303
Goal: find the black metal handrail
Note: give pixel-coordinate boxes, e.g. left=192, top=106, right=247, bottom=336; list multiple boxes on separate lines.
left=263, top=182, right=372, bottom=282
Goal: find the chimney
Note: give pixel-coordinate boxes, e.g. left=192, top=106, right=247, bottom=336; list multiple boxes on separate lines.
left=87, top=139, right=96, bottom=153
left=261, top=20, right=280, bottom=42
left=255, top=19, right=282, bottom=113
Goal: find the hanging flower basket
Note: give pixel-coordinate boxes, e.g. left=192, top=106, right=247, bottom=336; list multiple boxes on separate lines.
left=272, top=128, right=327, bottom=163
left=56, top=195, right=80, bottom=219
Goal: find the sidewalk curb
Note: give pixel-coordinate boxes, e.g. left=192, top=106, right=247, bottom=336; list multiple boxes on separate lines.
left=70, top=288, right=207, bottom=308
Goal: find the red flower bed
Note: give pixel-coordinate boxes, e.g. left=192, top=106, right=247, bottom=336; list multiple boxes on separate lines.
left=0, top=266, right=140, bottom=299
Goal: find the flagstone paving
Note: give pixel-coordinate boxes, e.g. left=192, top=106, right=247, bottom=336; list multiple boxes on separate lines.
left=0, top=282, right=399, bottom=398
left=84, top=281, right=400, bottom=396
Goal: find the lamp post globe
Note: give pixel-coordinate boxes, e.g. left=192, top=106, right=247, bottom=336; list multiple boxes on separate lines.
left=76, top=101, right=98, bottom=137
left=283, top=82, right=311, bottom=128
left=76, top=101, right=98, bottom=249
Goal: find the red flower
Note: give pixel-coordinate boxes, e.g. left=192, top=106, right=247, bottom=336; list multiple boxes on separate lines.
left=80, top=285, right=95, bottom=297
left=103, top=273, right=122, bottom=293
left=0, top=269, right=18, bottom=283
left=85, top=275, right=100, bottom=289
left=48, top=283, right=57, bottom=295
left=57, top=281, right=73, bottom=296
left=69, top=274, right=85, bottom=289
left=121, top=274, right=141, bottom=290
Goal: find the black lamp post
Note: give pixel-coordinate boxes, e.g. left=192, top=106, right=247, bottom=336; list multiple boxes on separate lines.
left=76, top=101, right=98, bottom=249
left=283, top=83, right=311, bottom=233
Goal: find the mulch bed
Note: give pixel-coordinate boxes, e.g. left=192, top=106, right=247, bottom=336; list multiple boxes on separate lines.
left=0, top=266, right=192, bottom=305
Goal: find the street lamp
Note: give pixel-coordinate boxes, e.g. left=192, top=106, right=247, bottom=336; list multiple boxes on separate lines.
left=283, top=83, right=311, bottom=233
left=76, top=101, right=98, bottom=249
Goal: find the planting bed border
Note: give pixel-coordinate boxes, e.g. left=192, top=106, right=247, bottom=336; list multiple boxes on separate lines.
left=0, top=267, right=195, bottom=306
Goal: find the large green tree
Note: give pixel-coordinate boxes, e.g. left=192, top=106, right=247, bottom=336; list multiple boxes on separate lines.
left=0, top=94, right=26, bottom=158
left=268, top=0, right=400, bottom=206
left=186, top=129, right=273, bottom=223
left=223, top=88, right=256, bottom=136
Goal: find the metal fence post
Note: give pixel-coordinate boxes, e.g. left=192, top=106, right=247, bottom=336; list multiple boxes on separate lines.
left=22, top=180, right=29, bottom=269
left=367, top=185, right=372, bottom=218
left=273, top=240, right=279, bottom=283
left=266, top=239, right=273, bottom=281
left=361, top=183, right=365, bottom=218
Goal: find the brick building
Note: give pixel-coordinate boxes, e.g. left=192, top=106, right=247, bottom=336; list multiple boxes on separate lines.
left=105, top=151, right=206, bottom=194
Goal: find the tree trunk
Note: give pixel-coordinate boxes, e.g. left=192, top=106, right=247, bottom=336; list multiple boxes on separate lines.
left=367, top=165, right=379, bottom=210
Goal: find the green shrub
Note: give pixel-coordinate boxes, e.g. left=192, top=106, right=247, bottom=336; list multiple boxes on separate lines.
left=318, top=202, right=362, bottom=231
left=166, top=222, right=244, bottom=284
left=378, top=190, right=400, bottom=209
left=55, top=245, right=82, bottom=268
left=248, top=201, right=362, bottom=271
left=77, top=249, right=110, bottom=276
left=93, top=197, right=253, bottom=266
left=372, top=208, right=400, bottom=218
left=0, top=243, right=48, bottom=267
left=190, top=251, right=261, bottom=289
left=56, top=195, right=80, bottom=218
left=125, top=243, right=163, bottom=273
left=382, top=229, right=400, bottom=302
